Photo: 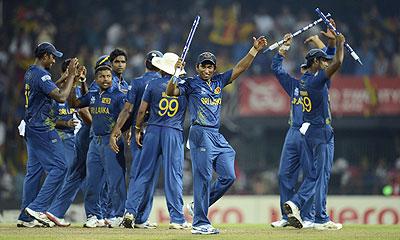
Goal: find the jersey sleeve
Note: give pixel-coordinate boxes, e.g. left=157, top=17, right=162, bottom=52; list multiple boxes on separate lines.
left=77, top=91, right=92, bottom=108
left=116, top=93, right=127, bottom=113
left=38, top=73, right=57, bottom=95
left=215, top=69, right=233, bottom=88
left=271, top=53, right=296, bottom=95
left=127, top=83, right=137, bottom=105
left=142, top=83, right=152, bottom=103
left=177, top=78, right=191, bottom=96
left=89, top=81, right=100, bottom=91
left=313, top=70, right=330, bottom=89
left=324, top=46, right=336, bottom=57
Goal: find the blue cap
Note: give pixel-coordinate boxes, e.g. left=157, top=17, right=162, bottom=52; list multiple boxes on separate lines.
left=305, top=48, right=333, bottom=61
left=146, top=50, right=163, bottom=62
left=197, top=52, right=216, bottom=65
left=35, top=42, right=63, bottom=58
left=95, top=55, right=111, bottom=69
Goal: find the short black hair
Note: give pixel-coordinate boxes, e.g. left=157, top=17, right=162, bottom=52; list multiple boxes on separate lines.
left=146, top=61, right=158, bottom=71
left=34, top=49, right=49, bottom=59
left=61, top=58, right=71, bottom=73
left=109, top=48, right=127, bottom=62
left=95, top=65, right=112, bottom=75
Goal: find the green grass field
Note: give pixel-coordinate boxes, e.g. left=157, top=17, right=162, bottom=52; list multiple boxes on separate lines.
left=1, top=224, right=399, bottom=240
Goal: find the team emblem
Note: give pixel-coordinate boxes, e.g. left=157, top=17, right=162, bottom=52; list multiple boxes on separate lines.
left=214, top=87, right=221, bottom=94
left=102, top=98, right=111, bottom=104
left=90, top=96, right=96, bottom=104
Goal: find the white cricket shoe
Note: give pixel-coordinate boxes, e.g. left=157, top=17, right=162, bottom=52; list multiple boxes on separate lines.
left=25, top=207, right=55, bottom=227
left=314, top=221, right=343, bottom=230
left=97, top=219, right=107, bottom=227
left=83, top=216, right=98, bottom=228
left=17, top=219, right=43, bottom=228
left=45, top=212, right=71, bottom=227
left=191, top=224, right=219, bottom=235
left=186, top=202, right=194, bottom=217
left=108, top=217, right=123, bottom=228
left=283, top=201, right=303, bottom=229
left=134, top=220, right=158, bottom=229
left=271, top=219, right=289, bottom=228
left=302, top=220, right=315, bottom=229
left=169, top=221, right=192, bottom=230
left=121, top=212, right=135, bottom=228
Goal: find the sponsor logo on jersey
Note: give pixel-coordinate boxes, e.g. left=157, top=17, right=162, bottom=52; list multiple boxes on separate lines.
left=201, top=97, right=221, bottom=106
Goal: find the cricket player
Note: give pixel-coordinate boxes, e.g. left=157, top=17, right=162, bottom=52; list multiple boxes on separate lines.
left=109, top=48, right=130, bottom=94
left=18, top=42, right=78, bottom=227
left=86, top=54, right=127, bottom=225
left=103, top=49, right=129, bottom=222
left=121, top=52, right=190, bottom=230
left=110, top=50, right=163, bottom=229
left=69, top=63, right=126, bottom=228
left=284, top=32, right=345, bottom=230
left=166, top=36, right=267, bottom=234
left=271, top=28, right=337, bottom=229
left=45, top=59, right=90, bottom=227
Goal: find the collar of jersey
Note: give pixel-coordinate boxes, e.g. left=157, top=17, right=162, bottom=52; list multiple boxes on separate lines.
left=32, top=64, right=51, bottom=75
left=195, top=74, right=216, bottom=82
left=143, top=71, right=161, bottom=78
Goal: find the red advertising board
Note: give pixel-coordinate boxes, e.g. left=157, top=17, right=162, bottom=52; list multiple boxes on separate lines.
left=239, top=75, right=400, bottom=116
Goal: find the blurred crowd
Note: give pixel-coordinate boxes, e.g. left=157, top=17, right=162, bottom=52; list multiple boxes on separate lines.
left=1, top=0, right=400, bottom=206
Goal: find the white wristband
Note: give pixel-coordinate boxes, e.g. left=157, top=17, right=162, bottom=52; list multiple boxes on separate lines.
left=249, top=47, right=258, bottom=57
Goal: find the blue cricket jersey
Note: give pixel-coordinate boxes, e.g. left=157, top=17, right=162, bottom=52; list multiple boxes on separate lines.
left=112, top=72, right=129, bottom=94
left=128, top=71, right=161, bottom=126
left=299, top=70, right=332, bottom=126
left=142, top=75, right=187, bottom=131
left=178, top=70, right=233, bottom=129
left=271, top=54, right=303, bottom=127
left=23, top=65, right=58, bottom=131
left=52, top=101, right=76, bottom=134
left=77, top=86, right=126, bottom=136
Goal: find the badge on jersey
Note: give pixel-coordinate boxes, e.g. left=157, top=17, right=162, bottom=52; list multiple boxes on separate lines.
left=102, top=98, right=111, bottom=104
left=41, top=75, right=51, bottom=82
left=214, top=87, right=221, bottom=94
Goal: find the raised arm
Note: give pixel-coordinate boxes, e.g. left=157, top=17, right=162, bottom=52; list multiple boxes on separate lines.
left=166, top=58, right=185, bottom=96
left=49, top=58, right=78, bottom=103
left=326, top=33, right=345, bottom=79
left=304, top=35, right=326, bottom=49
left=77, top=65, right=88, bottom=95
left=320, top=19, right=337, bottom=49
left=271, top=34, right=297, bottom=94
left=229, top=36, right=267, bottom=84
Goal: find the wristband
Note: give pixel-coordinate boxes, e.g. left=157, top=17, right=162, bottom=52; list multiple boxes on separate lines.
left=79, top=77, right=86, bottom=83
left=249, top=47, right=258, bottom=57
left=135, top=125, right=141, bottom=130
